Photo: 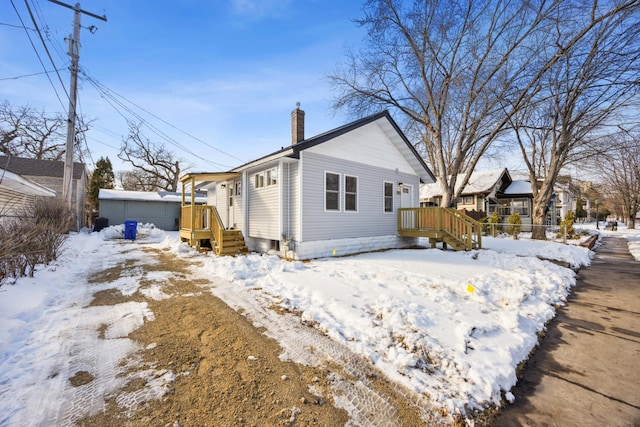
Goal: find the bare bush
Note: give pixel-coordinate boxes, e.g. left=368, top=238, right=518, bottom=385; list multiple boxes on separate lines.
left=0, top=199, right=73, bottom=288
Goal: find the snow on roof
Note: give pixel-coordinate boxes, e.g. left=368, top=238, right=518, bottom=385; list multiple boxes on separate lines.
left=420, top=182, right=440, bottom=199
left=420, top=169, right=507, bottom=199
left=504, top=180, right=533, bottom=195
left=0, top=168, right=56, bottom=197
left=98, top=189, right=206, bottom=203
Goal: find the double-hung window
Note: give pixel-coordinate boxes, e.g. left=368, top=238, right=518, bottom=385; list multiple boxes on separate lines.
left=255, top=172, right=265, bottom=188
left=344, top=175, right=358, bottom=212
left=267, top=167, right=278, bottom=186
left=325, top=172, right=340, bottom=211
left=384, top=182, right=393, bottom=213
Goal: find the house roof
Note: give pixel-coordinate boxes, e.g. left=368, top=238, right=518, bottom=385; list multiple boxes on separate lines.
left=503, top=180, right=533, bottom=196
left=0, top=168, right=56, bottom=197
left=179, top=172, right=240, bottom=183
left=99, top=189, right=206, bottom=204
left=0, top=156, right=87, bottom=180
left=230, top=111, right=436, bottom=183
left=420, top=168, right=509, bottom=199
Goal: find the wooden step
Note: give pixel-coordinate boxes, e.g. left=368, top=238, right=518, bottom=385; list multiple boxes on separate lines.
left=443, top=235, right=467, bottom=251
left=214, top=229, right=248, bottom=256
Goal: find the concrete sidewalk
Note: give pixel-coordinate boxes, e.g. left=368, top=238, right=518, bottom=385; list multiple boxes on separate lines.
left=493, top=236, right=640, bottom=427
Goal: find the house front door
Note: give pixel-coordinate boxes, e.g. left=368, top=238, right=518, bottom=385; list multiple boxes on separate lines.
left=227, top=184, right=234, bottom=229
left=400, top=184, right=413, bottom=208
left=400, top=184, right=414, bottom=228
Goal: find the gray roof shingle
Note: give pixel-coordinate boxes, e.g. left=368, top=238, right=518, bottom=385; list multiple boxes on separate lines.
left=0, top=156, right=86, bottom=180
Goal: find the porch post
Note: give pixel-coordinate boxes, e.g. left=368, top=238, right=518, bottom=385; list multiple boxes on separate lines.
left=190, top=177, right=196, bottom=239
left=181, top=180, right=185, bottom=230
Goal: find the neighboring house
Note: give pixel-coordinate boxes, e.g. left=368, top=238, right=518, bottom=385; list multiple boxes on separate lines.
left=420, top=168, right=512, bottom=213
left=180, top=108, right=437, bottom=259
left=420, top=167, right=591, bottom=230
left=0, top=168, right=56, bottom=222
left=0, top=156, right=89, bottom=230
left=98, top=189, right=206, bottom=231
left=495, top=180, right=534, bottom=230
left=420, top=168, right=536, bottom=227
left=551, top=176, right=580, bottom=223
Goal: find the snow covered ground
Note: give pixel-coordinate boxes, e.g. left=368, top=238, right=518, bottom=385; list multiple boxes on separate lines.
left=1, top=222, right=638, bottom=425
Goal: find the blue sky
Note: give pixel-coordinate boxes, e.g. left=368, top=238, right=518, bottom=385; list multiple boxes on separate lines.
left=1, top=0, right=367, bottom=172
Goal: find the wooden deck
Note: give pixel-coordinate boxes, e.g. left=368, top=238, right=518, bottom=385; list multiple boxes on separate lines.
left=179, top=174, right=248, bottom=256
left=179, top=204, right=248, bottom=255
left=398, top=207, right=482, bottom=251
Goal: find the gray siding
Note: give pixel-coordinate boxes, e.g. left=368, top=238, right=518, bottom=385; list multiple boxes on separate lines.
left=300, top=151, right=419, bottom=242
left=99, top=200, right=181, bottom=230
left=247, top=163, right=281, bottom=240
left=282, top=161, right=300, bottom=241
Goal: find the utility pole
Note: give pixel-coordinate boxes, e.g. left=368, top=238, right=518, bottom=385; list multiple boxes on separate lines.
left=48, top=0, right=106, bottom=207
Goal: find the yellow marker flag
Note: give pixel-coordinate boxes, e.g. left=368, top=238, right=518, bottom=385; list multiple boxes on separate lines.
left=467, top=284, right=475, bottom=293
left=332, top=249, right=337, bottom=256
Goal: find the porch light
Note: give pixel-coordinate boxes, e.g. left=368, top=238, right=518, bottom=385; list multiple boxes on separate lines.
left=398, top=182, right=404, bottom=188
left=220, top=183, right=226, bottom=188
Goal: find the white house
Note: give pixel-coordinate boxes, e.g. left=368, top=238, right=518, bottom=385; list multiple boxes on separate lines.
left=180, top=108, right=437, bottom=259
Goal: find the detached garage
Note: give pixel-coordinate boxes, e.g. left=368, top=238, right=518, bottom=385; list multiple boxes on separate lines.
left=98, top=189, right=206, bottom=231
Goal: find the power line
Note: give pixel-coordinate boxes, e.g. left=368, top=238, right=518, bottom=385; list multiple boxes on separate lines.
left=85, top=134, right=120, bottom=150
left=0, top=21, right=35, bottom=30
left=76, top=94, right=95, bottom=168
left=80, top=70, right=246, bottom=165
left=82, top=72, right=242, bottom=170
left=83, top=75, right=230, bottom=169
left=33, top=0, right=70, bottom=68
left=47, top=0, right=107, bottom=208
left=0, top=69, right=64, bottom=81
left=9, top=0, right=67, bottom=111
left=23, top=0, right=70, bottom=101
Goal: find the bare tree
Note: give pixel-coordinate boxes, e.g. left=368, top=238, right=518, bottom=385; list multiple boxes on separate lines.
left=511, top=2, right=640, bottom=239
left=330, top=0, right=638, bottom=208
left=1, top=100, right=89, bottom=161
left=1, top=101, right=65, bottom=159
left=117, top=169, right=163, bottom=191
left=597, top=132, right=640, bottom=229
left=118, top=122, right=182, bottom=192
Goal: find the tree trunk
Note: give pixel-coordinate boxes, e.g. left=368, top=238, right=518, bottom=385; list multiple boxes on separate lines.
left=628, top=214, right=636, bottom=229
left=531, top=200, right=548, bottom=240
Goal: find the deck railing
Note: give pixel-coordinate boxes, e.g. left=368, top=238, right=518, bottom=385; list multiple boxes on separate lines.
left=398, top=207, right=482, bottom=250
left=181, top=204, right=211, bottom=231
left=180, top=203, right=233, bottom=254
left=210, top=204, right=224, bottom=252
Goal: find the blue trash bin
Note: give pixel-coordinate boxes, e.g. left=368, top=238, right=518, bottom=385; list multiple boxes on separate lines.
left=124, top=220, right=138, bottom=240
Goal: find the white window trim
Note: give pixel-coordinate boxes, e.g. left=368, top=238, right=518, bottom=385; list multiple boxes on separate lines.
left=383, top=181, right=394, bottom=214
left=344, top=174, right=359, bottom=213
left=324, top=171, right=341, bottom=212
left=267, top=167, right=278, bottom=186
left=254, top=171, right=265, bottom=189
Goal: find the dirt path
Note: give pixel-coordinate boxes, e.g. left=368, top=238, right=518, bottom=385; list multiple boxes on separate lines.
left=76, top=246, right=446, bottom=426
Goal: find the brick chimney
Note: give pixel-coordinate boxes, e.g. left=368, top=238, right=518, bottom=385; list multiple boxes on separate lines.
left=291, top=102, right=305, bottom=144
